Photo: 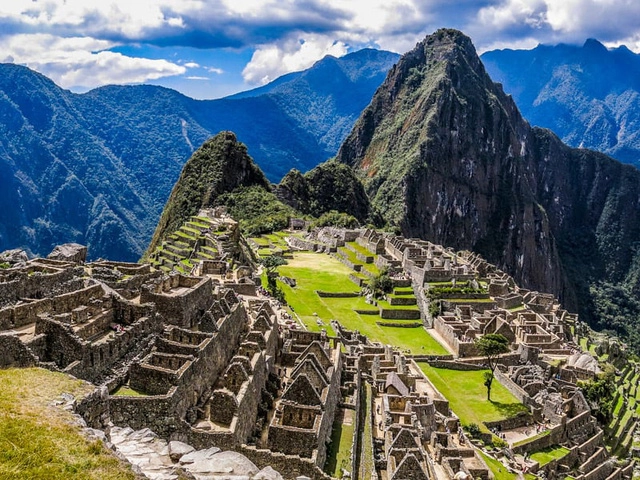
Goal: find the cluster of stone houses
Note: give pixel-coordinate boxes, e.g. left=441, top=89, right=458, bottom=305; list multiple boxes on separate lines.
left=0, top=215, right=635, bottom=480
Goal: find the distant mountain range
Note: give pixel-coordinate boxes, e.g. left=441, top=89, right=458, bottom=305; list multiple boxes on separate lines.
left=0, top=49, right=399, bottom=261
left=482, top=39, right=640, bottom=168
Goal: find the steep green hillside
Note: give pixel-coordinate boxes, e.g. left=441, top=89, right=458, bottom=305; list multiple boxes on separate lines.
left=145, top=132, right=269, bottom=256
left=278, top=161, right=370, bottom=222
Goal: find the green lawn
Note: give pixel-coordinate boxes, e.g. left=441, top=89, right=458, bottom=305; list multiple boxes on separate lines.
left=418, top=364, right=529, bottom=431
left=0, top=368, right=137, bottom=479
left=345, top=241, right=375, bottom=257
left=530, top=445, right=570, bottom=466
left=277, top=253, right=448, bottom=354
left=478, top=451, right=535, bottom=480
left=325, top=409, right=354, bottom=477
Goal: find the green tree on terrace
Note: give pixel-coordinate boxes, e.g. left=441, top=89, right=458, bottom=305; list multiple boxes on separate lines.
left=475, top=333, right=510, bottom=401
left=368, top=269, right=393, bottom=299
left=261, top=255, right=287, bottom=302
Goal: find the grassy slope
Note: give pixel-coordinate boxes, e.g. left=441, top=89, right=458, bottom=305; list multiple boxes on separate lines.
left=0, top=368, right=137, bottom=480
left=418, top=364, right=529, bottom=430
left=277, top=252, right=448, bottom=354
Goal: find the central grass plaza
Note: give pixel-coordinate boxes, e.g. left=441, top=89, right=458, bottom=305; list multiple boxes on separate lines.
left=275, top=252, right=448, bottom=355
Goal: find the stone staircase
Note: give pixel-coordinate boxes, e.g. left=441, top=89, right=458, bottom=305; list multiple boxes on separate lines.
left=149, top=216, right=221, bottom=274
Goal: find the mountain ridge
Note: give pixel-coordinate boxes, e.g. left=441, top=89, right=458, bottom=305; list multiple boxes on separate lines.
left=482, top=38, right=640, bottom=168
left=336, top=28, right=640, bottom=347
left=0, top=49, right=398, bottom=261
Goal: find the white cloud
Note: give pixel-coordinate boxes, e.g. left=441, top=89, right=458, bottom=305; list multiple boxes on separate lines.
left=243, top=34, right=348, bottom=85
left=186, top=76, right=208, bottom=80
left=2, top=0, right=640, bottom=94
left=474, top=0, right=640, bottom=48
left=0, top=33, right=185, bottom=90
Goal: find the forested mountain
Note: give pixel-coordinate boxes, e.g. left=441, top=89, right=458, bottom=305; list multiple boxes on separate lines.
left=482, top=39, right=640, bottom=168
left=337, top=29, right=640, bottom=348
left=0, top=49, right=398, bottom=261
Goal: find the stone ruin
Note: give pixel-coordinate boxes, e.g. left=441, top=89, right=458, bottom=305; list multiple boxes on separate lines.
left=0, top=218, right=636, bottom=480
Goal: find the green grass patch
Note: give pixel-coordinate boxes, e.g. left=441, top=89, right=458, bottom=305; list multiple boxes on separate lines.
left=325, top=410, right=354, bottom=477
left=345, top=241, right=375, bottom=257
left=338, top=247, right=364, bottom=266
left=0, top=368, right=136, bottom=479
left=249, top=236, right=270, bottom=246
left=478, top=451, right=535, bottom=480
left=393, top=286, right=415, bottom=294
left=529, top=445, right=570, bottom=466
left=278, top=253, right=448, bottom=354
left=418, top=364, right=529, bottom=431
left=111, top=386, right=146, bottom=397
left=377, top=299, right=419, bottom=311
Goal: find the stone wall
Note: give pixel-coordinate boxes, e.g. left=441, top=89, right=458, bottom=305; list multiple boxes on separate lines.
left=512, top=423, right=565, bottom=455
left=494, top=368, right=538, bottom=409
left=75, top=385, right=110, bottom=429
left=109, top=302, right=249, bottom=437
left=140, top=276, right=213, bottom=328
left=379, top=308, right=421, bottom=320
left=0, top=333, right=38, bottom=367
left=239, top=445, right=332, bottom=480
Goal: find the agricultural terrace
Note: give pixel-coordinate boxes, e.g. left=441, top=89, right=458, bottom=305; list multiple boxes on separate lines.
left=418, top=363, right=529, bottom=432
left=276, top=252, right=448, bottom=355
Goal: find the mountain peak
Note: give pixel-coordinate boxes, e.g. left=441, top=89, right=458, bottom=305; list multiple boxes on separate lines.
left=144, top=131, right=269, bottom=256
left=583, top=37, right=607, bottom=53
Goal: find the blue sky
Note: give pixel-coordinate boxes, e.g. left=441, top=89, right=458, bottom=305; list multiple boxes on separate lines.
left=1, top=0, right=639, bottom=99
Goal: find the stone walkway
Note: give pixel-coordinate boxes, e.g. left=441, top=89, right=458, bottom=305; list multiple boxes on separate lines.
left=109, top=426, right=284, bottom=480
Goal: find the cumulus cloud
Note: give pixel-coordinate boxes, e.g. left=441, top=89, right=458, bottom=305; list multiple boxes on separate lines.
left=1, top=0, right=640, bottom=94
left=0, top=33, right=185, bottom=90
left=474, top=0, right=640, bottom=48
left=242, top=34, right=347, bottom=85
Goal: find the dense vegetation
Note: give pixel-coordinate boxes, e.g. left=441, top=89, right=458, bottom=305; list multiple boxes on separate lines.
left=145, top=132, right=269, bottom=256
left=218, top=186, right=298, bottom=236
left=278, top=161, right=371, bottom=222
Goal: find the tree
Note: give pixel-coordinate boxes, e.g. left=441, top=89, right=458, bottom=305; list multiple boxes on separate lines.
left=261, top=255, right=287, bottom=277
left=368, top=269, right=393, bottom=299
left=474, top=333, right=510, bottom=401
left=260, top=255, right=287, bottom=302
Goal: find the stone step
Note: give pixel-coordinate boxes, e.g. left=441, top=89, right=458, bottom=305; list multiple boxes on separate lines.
left=580, top=447, right=607, bottom=473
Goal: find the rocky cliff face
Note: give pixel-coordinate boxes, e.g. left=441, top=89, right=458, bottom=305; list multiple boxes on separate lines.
left=336, top=29, right=640, bottom=329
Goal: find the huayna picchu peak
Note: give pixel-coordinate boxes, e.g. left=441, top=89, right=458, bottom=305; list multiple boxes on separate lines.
left=337, top=28, right=640, bottom=350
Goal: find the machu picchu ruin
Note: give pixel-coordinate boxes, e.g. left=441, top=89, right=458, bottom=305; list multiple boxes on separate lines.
left=1, top=208, right=639, bottom=480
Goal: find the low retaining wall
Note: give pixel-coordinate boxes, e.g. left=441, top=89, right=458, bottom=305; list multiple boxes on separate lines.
left=316, top=291, right=359, bottom=298
left=380, top=309, right=421, bottom=320
left=376, top=321, right=422, bottom=328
